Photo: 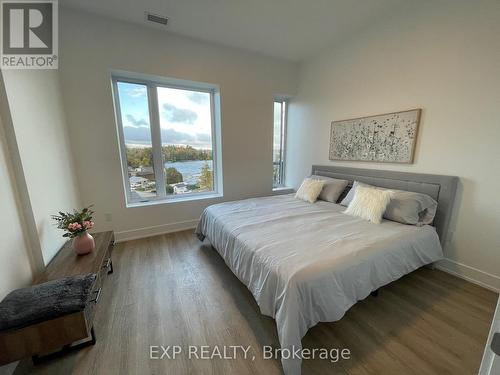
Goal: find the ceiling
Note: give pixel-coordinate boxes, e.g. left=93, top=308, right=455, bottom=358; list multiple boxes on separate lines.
left=60, top=0, right=407, bottom=62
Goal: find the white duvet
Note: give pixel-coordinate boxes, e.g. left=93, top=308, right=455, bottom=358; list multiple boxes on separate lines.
left=195, top=194, right=443, bottom=374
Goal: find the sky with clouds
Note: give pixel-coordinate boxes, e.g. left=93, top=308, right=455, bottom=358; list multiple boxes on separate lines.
left=117, top=82, right=212, bottom=149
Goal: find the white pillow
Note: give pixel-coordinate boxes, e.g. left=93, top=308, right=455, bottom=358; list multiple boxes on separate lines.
left=295, top=178, right=325, bottom=203
left=343, top=185, right=394, bottom=224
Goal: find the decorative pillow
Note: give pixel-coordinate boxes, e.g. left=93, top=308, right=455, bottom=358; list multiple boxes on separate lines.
left=295, top=178, right=325, bottom=203
left=340, top=181, right=438, bottom=225
left=310, top=175, right=349, bottom=203
left=343, top=185, right=394, bottom=224
left=387, top=190, right=437, bottom=225
left=340, top=181, right=363, bottom=206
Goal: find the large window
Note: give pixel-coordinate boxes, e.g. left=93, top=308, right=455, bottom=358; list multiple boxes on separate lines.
left=112, top=73, right=222, bottom=205
left=273, top=99, right=287, bottom=188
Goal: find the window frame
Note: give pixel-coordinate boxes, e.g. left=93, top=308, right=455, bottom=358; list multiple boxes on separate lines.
left=111, top=72, right=223, bottom=207
left=273, top=98, right=288, bottom=188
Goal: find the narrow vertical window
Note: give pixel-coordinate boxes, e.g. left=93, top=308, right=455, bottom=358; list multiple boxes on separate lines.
left=273, top=99, right=287, bottom=188
left=115, top=82, right=158, bottom=201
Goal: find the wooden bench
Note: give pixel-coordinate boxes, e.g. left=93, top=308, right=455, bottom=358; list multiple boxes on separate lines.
left=0, top=231, right=114, bottom=365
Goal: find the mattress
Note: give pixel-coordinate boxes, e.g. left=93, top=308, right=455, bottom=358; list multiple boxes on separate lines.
left=195, top=194, right=443, bottom=374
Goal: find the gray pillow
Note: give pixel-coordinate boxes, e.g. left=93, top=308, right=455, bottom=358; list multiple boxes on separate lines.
left=339, top=181, right=361, bottom=207
left=340, top=181, right=437, bottom=225
left=310, top=175, right=349, bottom=203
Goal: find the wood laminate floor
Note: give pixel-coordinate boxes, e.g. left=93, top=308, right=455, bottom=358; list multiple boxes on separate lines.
left=14, top=230, right=498, bottom=375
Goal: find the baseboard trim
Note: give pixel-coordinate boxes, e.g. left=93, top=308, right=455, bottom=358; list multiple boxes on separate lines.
left=115, top=219, right=199, bottom=243
left=436, top=258, right=500, bottom=292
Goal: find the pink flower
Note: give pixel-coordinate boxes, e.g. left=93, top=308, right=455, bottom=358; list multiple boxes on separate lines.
left=83, top=221, right=94, bottom=230
left=67, top=222, right=82, bottom=231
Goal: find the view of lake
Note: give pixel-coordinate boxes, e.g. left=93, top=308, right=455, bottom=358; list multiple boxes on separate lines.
left=167, top=160, right=213, bottom=185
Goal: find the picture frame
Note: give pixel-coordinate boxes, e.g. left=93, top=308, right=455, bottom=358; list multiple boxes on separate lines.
left=329, top=108, right=421, bottom=163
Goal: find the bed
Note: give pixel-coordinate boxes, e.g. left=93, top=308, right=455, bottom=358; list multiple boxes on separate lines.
left=195, top=166, right=458, bottom=374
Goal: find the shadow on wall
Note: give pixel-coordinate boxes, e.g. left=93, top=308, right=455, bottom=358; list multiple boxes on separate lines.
left=445, top=177, right=500, bottom=267
left=442, top=177, right=463, bottom=259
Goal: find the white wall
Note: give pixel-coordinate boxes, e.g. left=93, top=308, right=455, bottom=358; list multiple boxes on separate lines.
left=58, top=8, right=298, bottom=240
left=0, top=70, right=80, bottom=375
left=0, top=116, right=33, bottom=300
left=2, top=70, right=81, bottom=264
left=0, top=114, right=32, bottom=375
left=286, top=0, right=500, bottom=289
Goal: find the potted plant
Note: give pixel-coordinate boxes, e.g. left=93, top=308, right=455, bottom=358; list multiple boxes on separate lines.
left=52, top=206, right=96, bottom=255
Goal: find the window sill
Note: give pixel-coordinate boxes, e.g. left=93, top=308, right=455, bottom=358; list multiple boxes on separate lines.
left=272, top=186, right=295, bottom=195
left=126, top=192, right=223, bottom=208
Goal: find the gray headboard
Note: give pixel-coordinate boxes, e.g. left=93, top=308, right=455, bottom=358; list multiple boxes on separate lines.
left=311, top=165, right=458, bottom=245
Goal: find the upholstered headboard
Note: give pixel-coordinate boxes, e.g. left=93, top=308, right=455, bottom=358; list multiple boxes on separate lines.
left=311, top=165, right=458, bottom=245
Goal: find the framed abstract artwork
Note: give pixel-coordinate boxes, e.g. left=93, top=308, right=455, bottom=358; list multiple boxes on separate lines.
left=329, top=109, right=421, bottom=163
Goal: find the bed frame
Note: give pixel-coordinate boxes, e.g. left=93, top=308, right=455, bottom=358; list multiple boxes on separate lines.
left=311, top=165, right=458, bottom=245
